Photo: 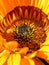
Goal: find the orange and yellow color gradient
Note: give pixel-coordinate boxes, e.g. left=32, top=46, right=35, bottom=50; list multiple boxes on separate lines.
left=0, top=0, right=49, bottom=65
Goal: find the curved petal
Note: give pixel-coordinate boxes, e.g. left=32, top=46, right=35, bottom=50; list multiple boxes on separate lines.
left=24, top=56, right=44, bottom=65
left=28, top=59, right=35, bottom=65
left=7, top=53, right=21, bottom=65
left=0, top=35, right=6, bottom=52
left=26, top=52, right=37, bottom=58
left=20, top=58, right=30, bottom=65
left=19, top=47, right=29, bottom=54
left=0, top=50, right=10, bottom=65
left=4, top=41, right=18, bottom=52
left=7, top=55, right=13, bottom=65
left=28, top=58, right=44, bottom=65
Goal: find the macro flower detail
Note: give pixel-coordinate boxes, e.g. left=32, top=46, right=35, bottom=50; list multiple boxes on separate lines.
left=0, top=0, right=49, bottom=65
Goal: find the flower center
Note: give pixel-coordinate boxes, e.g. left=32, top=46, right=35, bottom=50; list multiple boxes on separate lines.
left=14, top=23, right=36, bottom=41
left=1, top=6, right=48, bottom=52
left=12, top=20, right=46, bottom=51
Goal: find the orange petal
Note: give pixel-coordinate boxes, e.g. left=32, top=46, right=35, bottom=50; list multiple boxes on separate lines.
left=0, top=35, right=6, bottom=52
left=19, top=47, right=29, bottom=54
left=20, top=58, right=30, bottom=65
left=32, top=58, right=44, bottom=65
left=24, top=56, right=44, bottom=65
left=23, top=56, right=44, bottom=65
left=4, top=41, right=18, bottom=52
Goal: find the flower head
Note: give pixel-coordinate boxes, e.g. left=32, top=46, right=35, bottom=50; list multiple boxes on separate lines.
left=0, top=0, right=49, bottom=65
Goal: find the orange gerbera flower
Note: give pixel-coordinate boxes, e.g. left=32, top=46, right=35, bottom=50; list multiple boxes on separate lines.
left=0, top=0, right=49, bottom=65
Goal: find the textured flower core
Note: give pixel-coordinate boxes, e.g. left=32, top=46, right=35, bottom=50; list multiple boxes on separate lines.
left=0, top=6, right=48, bottom=52
left=14, top=23, right=36, bottom=39
left=13, top=20, right=46, bottom=51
